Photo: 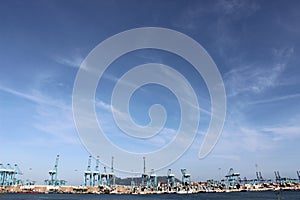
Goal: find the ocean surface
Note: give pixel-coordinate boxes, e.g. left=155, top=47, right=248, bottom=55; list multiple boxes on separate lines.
left=1, top=191, right=300, bottom=200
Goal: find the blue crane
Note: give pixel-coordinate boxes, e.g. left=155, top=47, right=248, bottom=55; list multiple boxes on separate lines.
left=101, top=166, right=108, bottom=186
left=92, top=156, right=100, bottom=186
left=225, top=168, right=240, bottom=187
left=0, top=163, right=23, bottom=186
left=47, top=155, right=60, bottom=186
left=274, top=171, right=281, bottom=183
left=5, top=164, right=15, bottom=186
left=108, top=156, right=115, bottom=186
left=141, top=157, right=149, bottom=186
left=149, top=169, right=157, bottom=187
left=13, top=164, right=23, bottom=185
left=167, top=168, right=175, bottom=187
left=0, top=163, right=6, bottom=185
left=84, top=155, right=92, bottom=186
left=181, top=168, right=191, bottom=186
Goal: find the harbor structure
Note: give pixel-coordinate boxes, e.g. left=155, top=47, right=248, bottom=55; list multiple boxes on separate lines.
left=141, top=157, right=149, bottom=186
left=108, top=156, right=115, bottom=186
left=92, top=156, right=100, bottom=187
left=167, top=168, right=176, bottom=187
left=44, top=155, right=66, bottom=186
left=83, top=155, right=92, bottom=187
left=181, top=168, right=191, bottom=186
left=149, top=169, right=157, bottom=187
left=224, top=168, right=240, bottom=187
left=2, top=156, right=300, bottom=194
left=0, top=163, right=23, bottom=186
left=100, top=166, right=108, bottom=186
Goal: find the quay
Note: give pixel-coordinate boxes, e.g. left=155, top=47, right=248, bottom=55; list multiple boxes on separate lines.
left=1, top=181, right=300, bottom=194
left=1, top=156, right=300, bottom=195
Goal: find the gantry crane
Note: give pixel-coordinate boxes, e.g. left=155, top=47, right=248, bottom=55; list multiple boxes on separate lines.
left=181, top=168, right=191, bottom=186
left=274, top=171, right=281, bottom=183
left=0, top=163, right=23, bottom=186
left=101, top=166, right=108, bottom=186
left=13, top=164, right=23, bottom=185
left=84, top=155, right=92, bottom=187
left=141, top=157, right=149, bottom=186
left=149, top=169, right=157, bottom=187
left=45, top=155, right=60, bottom=186
left=225, top=168, right=240, bottom=187
left=167, top=168, right=175, bottom=187
left=92, top=156, right=100, bottom=186
left=108, top=156, right=115, bottom=186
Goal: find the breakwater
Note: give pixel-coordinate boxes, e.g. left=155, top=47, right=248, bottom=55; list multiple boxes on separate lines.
left=1, top=182, right=300, bottom=194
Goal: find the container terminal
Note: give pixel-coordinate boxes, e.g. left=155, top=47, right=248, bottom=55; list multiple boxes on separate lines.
left=1, top=155, right=300, bottom=194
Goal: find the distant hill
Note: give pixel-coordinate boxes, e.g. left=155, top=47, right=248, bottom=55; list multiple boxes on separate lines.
left=115, top=176, right=181, bottom=186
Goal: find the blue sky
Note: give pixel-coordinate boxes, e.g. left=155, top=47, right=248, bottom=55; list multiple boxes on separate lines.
left=1, top=0, right=300, bottom=185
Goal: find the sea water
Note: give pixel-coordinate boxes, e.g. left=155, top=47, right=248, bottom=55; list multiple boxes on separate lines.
left=1, top=191, right=300, bottom=200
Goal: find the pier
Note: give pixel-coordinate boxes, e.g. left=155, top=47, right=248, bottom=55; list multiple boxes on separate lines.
left=1, top=156, right=300, bottom=194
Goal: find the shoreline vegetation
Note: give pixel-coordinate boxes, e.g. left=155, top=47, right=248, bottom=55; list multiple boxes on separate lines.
left=1, top=182, right=300, bottom=194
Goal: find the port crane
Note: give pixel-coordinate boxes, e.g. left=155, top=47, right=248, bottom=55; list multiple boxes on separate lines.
left=44, top=155, right=66, bottom=186
left=5, top=164, right=14, bottom=186
left=92, top=156, right=100, bottom=186
left=255, top=171, right=265, bottom=184
left=167, top=168, right=175, bottom=187
left=84, top=155, right=92, bottom=186
left=101, top=166, right=108, bottom=186
left=13, top=164, right=23, bottom=185
left=141, top=157, right=149, bottom=186
left=0, top=163, right=23, bottom=186
left=274, top=171, right=281, bottom=183
left=49, top=155, right=59, bottom=186
left=149, top=169, right=157, bottom=187
left=225, top=168, right=240, bottom=187
left=181, top=168, right=191, bottom=186
left=108, top=156, right=115, bottom=186
left=0, top=164, right=4, bottom=185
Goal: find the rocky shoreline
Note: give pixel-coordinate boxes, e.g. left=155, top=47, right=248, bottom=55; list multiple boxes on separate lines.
left=1, top=182, right=300, bottom=194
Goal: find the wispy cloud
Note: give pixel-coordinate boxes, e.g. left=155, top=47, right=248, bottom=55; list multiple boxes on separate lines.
left=172, top=2, right=206, bottom=31
left=96, top=100, right=199, bottom=150
left=173, top=0, right=260, bottom=32
left=52, top=49, right=84, bottom=69
left=216, top=119, right=300, bottom=159
left=262, top=125, right=300, bottom=141
left=211, top=154, right=240, bottom=161
left=249, top=93, right=300, bottom=105
left=224, top=63, right=285, bottom=97
left=0, top=85, right=69, bottom=110
left=33, top=103, right=79, bottom=145
left=101, top=65, right=211, bottom=117
left=272, top=46, right=294, bottom=59
left=224, top=45, right=294, bottom=98
left=216, top=0, right=260, bottom=18
left=0, top=85, right=78, bottom=145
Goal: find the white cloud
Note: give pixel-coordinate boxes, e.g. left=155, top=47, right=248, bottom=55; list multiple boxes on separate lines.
left=33, top=104, right=79, bottom=145
left=0, top=85, right=69, bottom=110
left=249, top=93, right=300, bottom=105
left=262, top=125, right=300, bottom=141
left=211, top=154, right=240, bottom=161
left=216, top=0, right=260, bottom=17
left=272, top=46, right=294, bottom=59
left=52, top=49, right=84, bottom=69
left=214, top=126, right=274, bottom=156
left=0, top=85, right=79, bottom=145
left=96, top=100, right=197, bottom=150
left=224, top=61, right=286, bottom=97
